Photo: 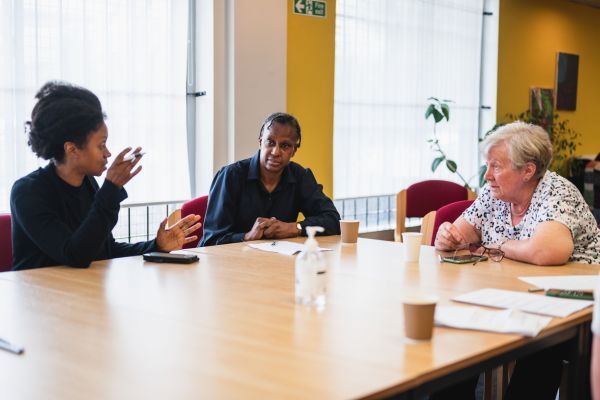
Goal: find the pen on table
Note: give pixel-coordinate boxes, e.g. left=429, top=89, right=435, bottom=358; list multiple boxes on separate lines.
left=123, top=152, right=146, bottom=162
left=0, top=337, right=25, bottom=355
left=528, top=287, right=545, bottom=293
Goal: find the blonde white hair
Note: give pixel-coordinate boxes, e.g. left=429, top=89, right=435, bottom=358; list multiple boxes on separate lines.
left=481, top=121, right=553, bottom=180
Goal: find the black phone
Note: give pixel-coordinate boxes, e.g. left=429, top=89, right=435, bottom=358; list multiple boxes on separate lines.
left=441, top=254, right=488, bottom=264
left=143, top=252, right=199, bottom=264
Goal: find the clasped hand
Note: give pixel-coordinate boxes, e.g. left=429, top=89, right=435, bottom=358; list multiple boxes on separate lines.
left=244, top=217, right=298, bottom=241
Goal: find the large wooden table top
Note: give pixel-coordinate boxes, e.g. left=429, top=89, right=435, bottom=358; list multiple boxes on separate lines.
left=0, top=237, right=598, bottom=399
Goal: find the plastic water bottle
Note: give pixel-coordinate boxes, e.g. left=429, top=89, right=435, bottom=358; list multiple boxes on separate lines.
left=295, top=226, right=327, bottom=307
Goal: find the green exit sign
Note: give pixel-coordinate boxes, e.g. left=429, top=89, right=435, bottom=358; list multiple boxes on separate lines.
left=293, top=0, right=327, bottom=18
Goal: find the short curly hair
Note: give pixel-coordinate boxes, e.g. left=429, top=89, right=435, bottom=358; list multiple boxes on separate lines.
left=26, top=81, right=106, bottom=163
left=258, top=112, right=302, bottom=149
left=481, top=121, right=553, bottom=180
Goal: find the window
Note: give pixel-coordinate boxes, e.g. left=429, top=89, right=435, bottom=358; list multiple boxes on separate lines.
left=334, top=0, right=496, bottom=199
left=0, top=0, right=190, bottom=212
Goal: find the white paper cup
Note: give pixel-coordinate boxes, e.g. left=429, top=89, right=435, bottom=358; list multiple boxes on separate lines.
left=402, top=232, right=422, bottom=262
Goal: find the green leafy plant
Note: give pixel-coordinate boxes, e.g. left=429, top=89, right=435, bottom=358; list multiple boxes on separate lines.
left=425, top=97, right=475, bottom=192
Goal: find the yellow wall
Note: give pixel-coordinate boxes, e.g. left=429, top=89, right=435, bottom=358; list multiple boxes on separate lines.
left=287, top=1, right=336, bottom=197
left=286, top=0, right=600, bottom=197
left=498, top=0, right=600, bottom=154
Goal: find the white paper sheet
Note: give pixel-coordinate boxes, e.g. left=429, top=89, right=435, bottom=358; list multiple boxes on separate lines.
left=435, top=306, right=551, bottom=337
left=247, top=241, right=332, bottom=256
left=453, top=288, right=594, bottom=318
left=518, top=275, right=599, bottom=291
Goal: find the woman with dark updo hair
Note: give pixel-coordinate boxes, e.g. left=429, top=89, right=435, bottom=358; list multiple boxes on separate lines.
left=10, top=81, right=201, bottom=270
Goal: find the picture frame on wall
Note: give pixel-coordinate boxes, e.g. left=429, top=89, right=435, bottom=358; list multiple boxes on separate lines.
left=555, top=52, right=579, bottom=111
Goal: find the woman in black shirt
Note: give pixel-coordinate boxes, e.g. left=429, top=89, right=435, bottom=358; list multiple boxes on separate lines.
left=10, top=81, right=200, bottom=270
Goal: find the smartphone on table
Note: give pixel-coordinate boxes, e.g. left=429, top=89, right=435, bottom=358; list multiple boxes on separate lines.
left=143, top=252, right=199, bottom=264
left=441, top=254, right=488, bottom=264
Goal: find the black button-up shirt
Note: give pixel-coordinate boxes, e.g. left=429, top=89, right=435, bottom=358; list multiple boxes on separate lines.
left=200, top=151, right=340, bottom=246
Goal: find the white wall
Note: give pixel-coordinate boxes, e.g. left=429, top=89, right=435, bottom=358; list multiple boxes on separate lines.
left=232, top=0, right=287, bottom=161
left=196, top=0, right=287, bottom=196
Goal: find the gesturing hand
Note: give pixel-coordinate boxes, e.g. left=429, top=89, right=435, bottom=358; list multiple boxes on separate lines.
left=156, top=214, right=202, bottom=251
left=105, top=147, right=144, bottom=188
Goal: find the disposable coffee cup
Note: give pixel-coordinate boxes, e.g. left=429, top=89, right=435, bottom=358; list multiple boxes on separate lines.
left=402, top=232, right=422, bottom=262
left=402, top=295, right=438, bottom=340
left=340, top=220, right=360, bottom=244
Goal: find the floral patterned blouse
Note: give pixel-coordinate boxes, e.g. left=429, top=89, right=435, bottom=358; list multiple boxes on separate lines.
left=463, top=171, right=600, bottom=264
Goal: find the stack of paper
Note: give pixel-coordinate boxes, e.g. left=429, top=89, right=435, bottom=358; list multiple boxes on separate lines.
left=435, top=306, right=551, bottom=337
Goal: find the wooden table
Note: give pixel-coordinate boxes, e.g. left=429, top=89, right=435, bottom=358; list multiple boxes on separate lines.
left=0, top=237, right=597, bottom=399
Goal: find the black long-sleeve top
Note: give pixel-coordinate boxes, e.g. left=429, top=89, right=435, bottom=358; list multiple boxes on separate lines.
left=200, top=151, right=341, bottom=246
left=10, top=163, right=156, bottom=270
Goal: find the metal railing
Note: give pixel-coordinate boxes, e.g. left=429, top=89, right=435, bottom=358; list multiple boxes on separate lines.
left=114, top=194, right=400, bottom=243
left=334, top=194, right=396, bottom=232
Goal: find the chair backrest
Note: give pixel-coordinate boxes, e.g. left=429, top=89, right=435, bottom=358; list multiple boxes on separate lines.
left=0, top=213, right=12, bottom=272
left=181, top=195, right=208, bottom=248
left=395, top=180, right=476, bottom=242
left=429, top=199, right=475, bottom=245
left=420, top=210, right=437, bottom=246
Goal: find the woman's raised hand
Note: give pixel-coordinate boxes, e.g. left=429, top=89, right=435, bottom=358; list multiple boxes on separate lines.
left=105, top=147, right=143, bottom=188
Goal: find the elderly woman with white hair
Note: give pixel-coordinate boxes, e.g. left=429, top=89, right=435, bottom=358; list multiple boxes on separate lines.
left=431, top=121, right=600, bottom=400
left=435, top=121, right=600, bottom=265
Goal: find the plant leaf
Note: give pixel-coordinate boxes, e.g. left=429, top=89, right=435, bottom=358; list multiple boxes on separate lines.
left=431, top=156, right=445, bottom=172
left=446, top=159, right=457, bottom=173
left=440, top=103, right=450, bottom=121
left=431, top=108, right=444, bottom=123
left=425, top=104, right=435, bottom=120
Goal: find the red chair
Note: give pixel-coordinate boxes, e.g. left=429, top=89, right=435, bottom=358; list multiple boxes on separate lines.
left=181, top=195, right=208, bottom=248
left=395, top=180, right=476, bottom=242
left=423, top=199, right=475, bottom=246
left=0, top=213, right=12, bottom=272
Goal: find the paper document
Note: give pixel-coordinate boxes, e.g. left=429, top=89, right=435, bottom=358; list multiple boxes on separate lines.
left=435, top=306, right=551, bottom=337
left=519, top=275, right=599, bottom=291
left=248, top=241, right=331, bottom=256
left=453, top=288, right=593, bottom=318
